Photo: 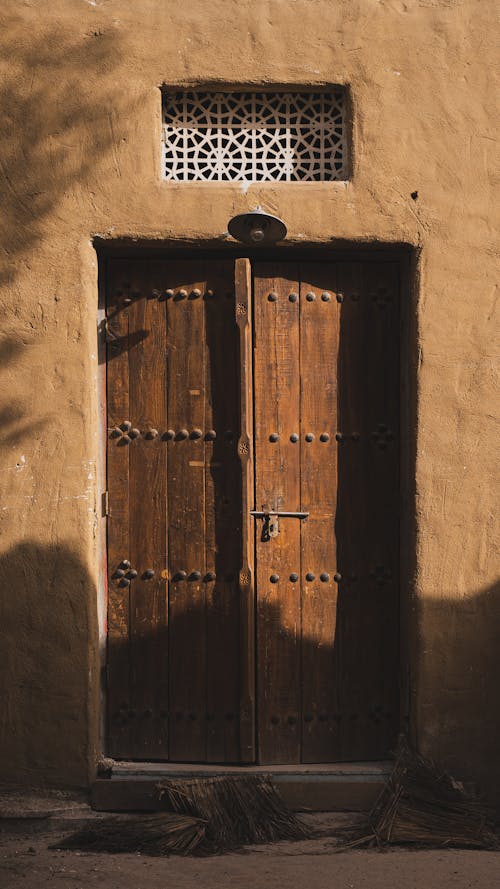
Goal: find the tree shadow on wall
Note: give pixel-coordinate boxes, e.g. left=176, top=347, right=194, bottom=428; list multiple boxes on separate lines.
left=0, top=539, right=499, bottom=806
left=0, top=12, right=128, bottom=284
left=0, top=542, right=97, bottom=787
left=415, top=578, right=500, bottom=803
left=0, top=334, right=50, bottom=451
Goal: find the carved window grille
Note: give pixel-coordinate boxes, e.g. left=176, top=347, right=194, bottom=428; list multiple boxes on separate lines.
left=162, top=90, right=347, bottom=182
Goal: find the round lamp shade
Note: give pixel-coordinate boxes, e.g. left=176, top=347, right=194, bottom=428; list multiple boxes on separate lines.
left=228, top=207, right=287, bottom=245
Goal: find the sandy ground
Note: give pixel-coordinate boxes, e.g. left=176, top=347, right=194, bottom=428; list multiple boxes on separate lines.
left=0, top=793, right=499, bottom=889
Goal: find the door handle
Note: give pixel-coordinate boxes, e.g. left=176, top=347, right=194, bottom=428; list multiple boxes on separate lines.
left=250, top=510, right=309, bottom=541
left=250, top=511, right=309, bottom=519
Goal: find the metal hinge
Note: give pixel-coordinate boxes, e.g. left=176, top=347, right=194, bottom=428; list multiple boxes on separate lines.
left=102, top=491, right=109, bottom=517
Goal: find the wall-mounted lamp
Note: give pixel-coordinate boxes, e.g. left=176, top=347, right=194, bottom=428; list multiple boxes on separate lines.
left=228, top=206, right=287, bottom=245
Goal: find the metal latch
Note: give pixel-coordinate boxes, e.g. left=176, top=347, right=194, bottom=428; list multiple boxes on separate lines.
left=250, top=510, right=309, bottom=541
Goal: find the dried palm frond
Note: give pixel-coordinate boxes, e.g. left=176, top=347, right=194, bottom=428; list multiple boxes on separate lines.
left=157, top=774, right=311, bottom=849
left=53, top=775, right=310, bottom=856
left=51, top=812, right=206, bottom=855
left=335, top=736, right=498, bottom=852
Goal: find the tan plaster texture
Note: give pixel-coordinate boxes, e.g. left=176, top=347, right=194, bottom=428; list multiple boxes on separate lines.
left=0, top=1, right=498, bottom=798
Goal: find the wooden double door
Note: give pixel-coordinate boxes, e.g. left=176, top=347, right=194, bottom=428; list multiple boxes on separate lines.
left=106, top=256, right=400, bottom=764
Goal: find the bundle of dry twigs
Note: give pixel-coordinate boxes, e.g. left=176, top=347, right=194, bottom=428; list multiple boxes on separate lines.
left=53, top=775, right=310, bottom=856
left=157, top=774, right=311, bottom=849
left=52, top=812, right=207, bottom=855
left=337, top=736, right=498, bottom=851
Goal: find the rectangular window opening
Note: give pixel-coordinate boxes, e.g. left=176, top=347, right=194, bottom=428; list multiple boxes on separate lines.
left=161, top=89, right=348, bottom=183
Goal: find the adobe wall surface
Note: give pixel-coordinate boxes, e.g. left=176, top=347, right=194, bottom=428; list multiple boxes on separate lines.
left=0, top=1, right=498, bottom=795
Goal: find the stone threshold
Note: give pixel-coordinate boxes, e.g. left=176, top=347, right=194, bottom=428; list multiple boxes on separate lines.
left=92, top=761, right=391, bottom=812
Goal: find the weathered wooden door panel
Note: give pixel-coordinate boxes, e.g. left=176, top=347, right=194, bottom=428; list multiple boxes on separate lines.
left=253, top=261, right=400, bottom=764
left=335, top=261, right=400, bottom=760
left=107, top=260, right=169, bottom=760
left=107, top=259, right=244, bottom=762
left=106, top=255, right=400, bottom=765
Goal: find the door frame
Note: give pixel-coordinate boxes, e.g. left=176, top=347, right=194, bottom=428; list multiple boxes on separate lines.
left=96, top=241, right=418, bottom=762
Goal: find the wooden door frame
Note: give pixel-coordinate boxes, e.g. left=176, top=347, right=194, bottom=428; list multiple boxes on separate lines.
left=96, top=241, right=418, bottom=761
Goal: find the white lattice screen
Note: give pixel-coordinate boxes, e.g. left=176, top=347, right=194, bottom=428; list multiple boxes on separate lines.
left=162, top=91, right=346, bottom=182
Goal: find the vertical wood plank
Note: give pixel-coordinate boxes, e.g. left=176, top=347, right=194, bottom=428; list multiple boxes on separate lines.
left=299, top=264, right=341, bottom=762
left=106, top=260, right=132, bottom=758
left=167, top=263, right=207, bottom=761
left=204, top=263, right=242, bottom=762
left=234, top=258, right=255, bottom=763
left=334, top=261, right=368, bottom=759
left=127, top=263, right=168, bottom=758
left=254, top=263, right=301, bottom=764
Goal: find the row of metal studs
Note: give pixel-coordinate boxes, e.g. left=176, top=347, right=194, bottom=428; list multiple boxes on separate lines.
left=270, top=572, right=341, bottom=583
left=109, top=425, right=369, bottom=443
left=113, top=568, right=391, bottom=584
left=117, top=287, right=391, bottom=305
left=110, top=425, right=228, bottom=441
left=114, top=707, right=392, bottom=725
left=267, top=289, right=391, bottom=304
left=120, top=288, right=230, bottom=305
left=113, top=570, right=343, bottom=584
left=268, top=432, right=360, bottom=443
left=114, top=709, right=391, bottom=722
left=268, top=290, right=343, bottom=303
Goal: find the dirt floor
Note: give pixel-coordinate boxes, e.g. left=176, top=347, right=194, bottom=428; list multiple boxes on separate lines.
left=0, top=792, right=499, bottom=889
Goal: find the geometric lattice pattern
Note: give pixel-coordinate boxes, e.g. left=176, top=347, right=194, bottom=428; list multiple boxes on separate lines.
left=162, top=91, right=346, bottom=182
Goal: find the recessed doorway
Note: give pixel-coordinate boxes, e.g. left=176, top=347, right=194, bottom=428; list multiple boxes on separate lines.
left=104, top=254, right=401, bottom=765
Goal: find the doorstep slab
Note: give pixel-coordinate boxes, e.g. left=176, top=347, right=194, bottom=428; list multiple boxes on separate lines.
left=91, top=762, right=391, bottom=812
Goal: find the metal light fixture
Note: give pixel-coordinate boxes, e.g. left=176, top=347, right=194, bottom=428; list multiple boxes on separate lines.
left=228, top=206, right=287, bottom=245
